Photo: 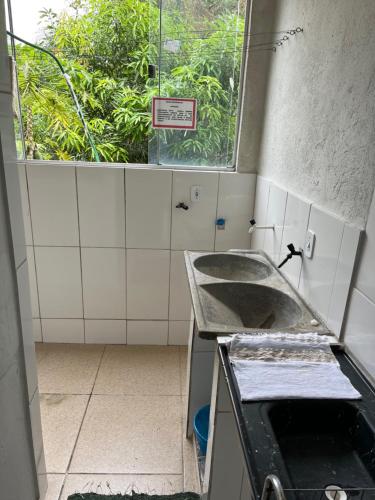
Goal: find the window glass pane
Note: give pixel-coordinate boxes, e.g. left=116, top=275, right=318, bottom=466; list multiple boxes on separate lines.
left=9, top=0, right=245, bottom=167
left=149, top=0, right=246, bottom=167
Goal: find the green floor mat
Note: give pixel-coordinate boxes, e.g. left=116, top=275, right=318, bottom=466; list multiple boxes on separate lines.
left=68, top=493, right=200, bottom=500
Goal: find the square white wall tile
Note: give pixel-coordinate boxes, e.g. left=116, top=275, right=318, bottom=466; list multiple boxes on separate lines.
left=126, top=169, right=172, bottom=249
left=16, top=261, right=38, bottom=401
left=327, top=224, right=361, bottom=337
left=263, top=184, right=287, bottom=264
left=355, top=192, right=375, bottom=302
left=215, top=173, right=256, bottom=251
left=279, top=193, right=311, bottom=288
left=33, top=319, right=42, bottom=342
left=127, top=249, right=170, bottom=319
left=344, top=289, right=375, bottom=381
left=81, top=248, right=126, bottom=319
left=250, top=176, right=271, bottom=250
left=299, top=206, right=344, bottom=321
left=18, top=164, right=33, bottom=246
left=27, top=164, right=79, bottom=246
left=35, top=247, right=83, bottom=318
left=41, top=319, right=84, bottom=343
left=26, top=246, right=40, bottom=318
left=85, top=320, right=126, bottom=344
left=169, top=321, right=190, bottom=345
left=169, top=251, right=192, bottom=320
left=171, top=171, right=219, bottom=250
left=77, top=166, right=125, bottom=247
left=127, top=320, right=168, bottom=345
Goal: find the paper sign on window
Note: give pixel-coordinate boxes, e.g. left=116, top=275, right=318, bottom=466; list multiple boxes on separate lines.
left=152, top=97, right=197, bottom=130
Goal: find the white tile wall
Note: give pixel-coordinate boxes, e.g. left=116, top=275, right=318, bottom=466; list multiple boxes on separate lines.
left=127, top=249, right=170, bottom=319
left=85, top=320, right=126, bottom=344
left=299, top=206, right=345, bottom=321
left=26, top=246, right=39, bottom=318
left=27, top=164, right=79, bottom=246
left=126, top=169, right=172, bottom=249
left=18, top=165, right=33, bottom=246
left=279, top=193, right=311, bottom=288
left=20, top=163, right=259, bottom=345
left=169, top=251, right=192, bottom=320
left=355, top=193, right=375, bottom=303
left=42, top=319, right=84, bottom=343
left=251, top=179, right=362, bottom=339
left=263, top=184, right=287, bottom=264
left=171, top=171, right=219, bottom=250
left=215, top=173, right=256, bottom=251
left=35, top=247, right=83, bottom=318
left=81, top=248, right=126, bottom=319
left=344, top=289, right=375, bottom=379
left=127, top=320, right=169, bottom=345
left=250, top=176, right=270, bottom=250
left=77, top=166, right=125, bottom=247
left=169, top=321, right=191, bottom=345
left=327, top=224, right=361, bottom=337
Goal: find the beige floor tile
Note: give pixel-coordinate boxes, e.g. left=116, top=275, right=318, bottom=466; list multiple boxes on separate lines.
left=44, top=474, right=65, bottom=500
left=70, top=395, right=182, bottom=474
left=40, top=394, right=89, bottom=473
left=37, top=344, right=104, bottom=394
left=180, top=347, right=188, bottom=396
left=93, top=346, right=180, bottom=395
left=60, top=474, right=183, bottom=499
left=183, top=435, right=200, bottom=493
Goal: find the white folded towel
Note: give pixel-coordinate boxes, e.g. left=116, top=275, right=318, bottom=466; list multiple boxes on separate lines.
left=229, top=333, right=361, bottom=401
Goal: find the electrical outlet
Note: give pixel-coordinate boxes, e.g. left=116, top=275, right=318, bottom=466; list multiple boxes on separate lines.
left=191, top=185, right=202, bottom=202
left=305, top=230, right=316, bottom=259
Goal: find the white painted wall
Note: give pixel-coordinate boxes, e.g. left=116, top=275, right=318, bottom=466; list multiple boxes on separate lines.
left=242, top=0, right=375, bottom=226
left=20, top=161, right=256, bottom=346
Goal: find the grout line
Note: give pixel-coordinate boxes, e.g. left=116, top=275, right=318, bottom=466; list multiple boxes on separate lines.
left=124, top=170, right=128, bottom=341
left=75, top=167, right=86, bottom=343
left=213, top=173, right=221, bottom=252
left=58, top=345, right=106, bottom=498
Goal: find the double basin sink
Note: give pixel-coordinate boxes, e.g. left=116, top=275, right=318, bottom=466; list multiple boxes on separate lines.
left=184, top=250, right=332, bottom=338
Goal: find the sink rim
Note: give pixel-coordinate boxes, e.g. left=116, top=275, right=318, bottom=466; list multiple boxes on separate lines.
left=193, top=252, right=274, bottom=282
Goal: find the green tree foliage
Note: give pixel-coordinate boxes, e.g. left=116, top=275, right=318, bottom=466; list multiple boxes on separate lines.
left=15, top=0, right=244, bottom=165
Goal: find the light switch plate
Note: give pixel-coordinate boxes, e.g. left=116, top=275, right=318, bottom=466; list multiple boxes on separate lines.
left=305, top=229, right=316, bottom=259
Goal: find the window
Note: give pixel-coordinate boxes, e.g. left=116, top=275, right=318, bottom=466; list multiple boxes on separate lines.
left=9, top=0, right=247, bottom=167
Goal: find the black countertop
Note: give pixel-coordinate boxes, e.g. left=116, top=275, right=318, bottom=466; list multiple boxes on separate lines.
left=218, top=344, right=375, bottom=500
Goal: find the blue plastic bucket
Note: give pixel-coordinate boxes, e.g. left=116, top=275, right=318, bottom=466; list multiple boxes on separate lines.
left=194, top=404, right=210, bottom=455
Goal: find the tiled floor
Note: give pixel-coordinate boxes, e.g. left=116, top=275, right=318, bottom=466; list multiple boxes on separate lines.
left=36, top=344, right=199, bottom=500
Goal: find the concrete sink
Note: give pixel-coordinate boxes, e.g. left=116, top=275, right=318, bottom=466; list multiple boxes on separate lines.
left=199, top=282, right=302, bottom=329
left=193, top=253, right=272, bottom=282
